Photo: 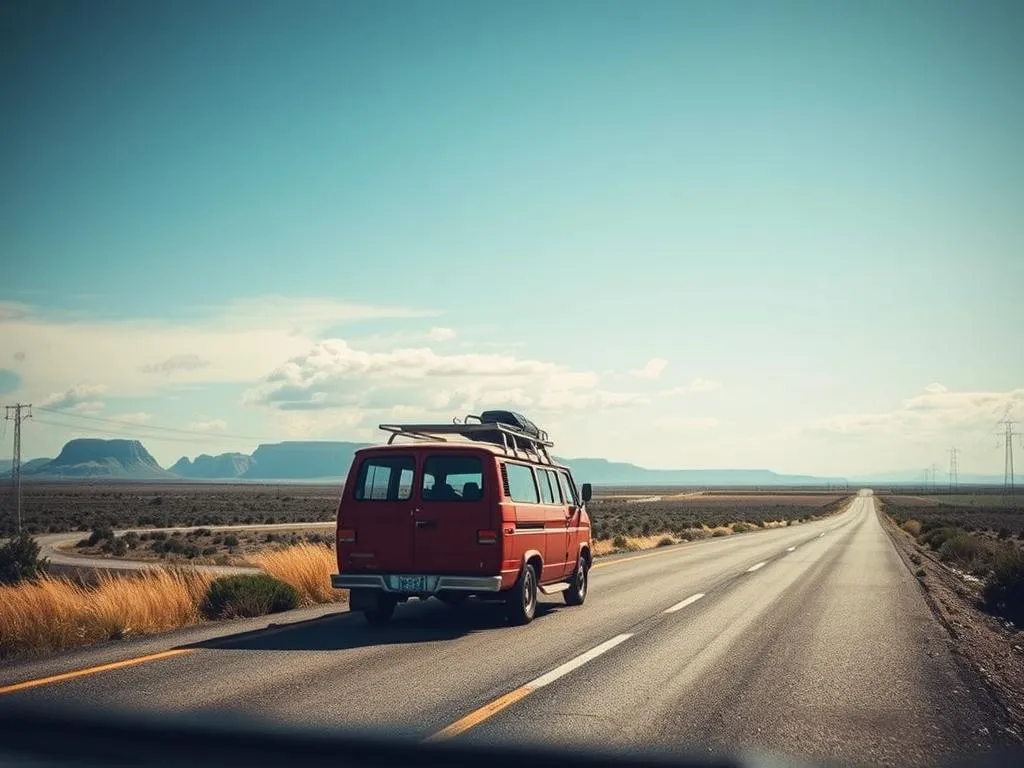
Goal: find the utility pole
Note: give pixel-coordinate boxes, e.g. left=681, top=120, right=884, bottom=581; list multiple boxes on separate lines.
left=948, top=447, right=959, bottom=493
left=4, top=404, right=32, bottom=534
left=999, top=414, right=1017, bottom=505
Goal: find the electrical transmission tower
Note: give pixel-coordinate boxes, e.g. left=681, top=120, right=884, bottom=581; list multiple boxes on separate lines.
left=948, top=447, right=959, bottom=492
left=999, top=414, right=1017, bottom=505
left=4, top=403, right=32, bottom=534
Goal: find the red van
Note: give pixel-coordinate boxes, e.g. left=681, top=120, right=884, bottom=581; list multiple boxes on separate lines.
left=331, top=414, right=593, bottom=625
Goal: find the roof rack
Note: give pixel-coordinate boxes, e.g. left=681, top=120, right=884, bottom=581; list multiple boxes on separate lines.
left=378, top=417, right=555, bottom=465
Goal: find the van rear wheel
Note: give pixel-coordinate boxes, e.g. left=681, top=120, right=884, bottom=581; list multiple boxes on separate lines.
left=506, top=563, right=538, bottom=625
left=564, top=555, right=589, bottom=606
left=363, top=596, right=396, bottom=625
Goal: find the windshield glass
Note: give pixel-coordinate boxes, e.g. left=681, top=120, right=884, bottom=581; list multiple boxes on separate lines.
left=1, top=2, right=1021, bottom=767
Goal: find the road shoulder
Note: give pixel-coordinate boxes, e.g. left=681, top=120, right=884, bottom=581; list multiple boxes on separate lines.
left=879, top=509, right=1024, bottom=744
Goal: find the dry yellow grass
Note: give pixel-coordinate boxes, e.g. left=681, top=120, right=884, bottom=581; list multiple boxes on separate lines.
left=0, top=568, right=212, bottom=658
left=251, top=543, right=345, bottom=605
left=901, top=519, right=922, bottom=537
left=0, top=543, right=347, bottom=659
left=592, top=534, right=679, bottom=557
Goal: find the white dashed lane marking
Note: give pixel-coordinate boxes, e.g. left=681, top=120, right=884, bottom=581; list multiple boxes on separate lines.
left=664, top=593, right=705, bottom=614
left=746, top=561, right=767, bottom=573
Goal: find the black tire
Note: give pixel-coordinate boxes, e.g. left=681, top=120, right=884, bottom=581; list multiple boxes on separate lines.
left=363, top=597, right=396, bottom=625
left=506, top=563, right=538, bottom=625
left=564, top=555, right=589, bottom=606
left=437, top=592, right=469, bottom=606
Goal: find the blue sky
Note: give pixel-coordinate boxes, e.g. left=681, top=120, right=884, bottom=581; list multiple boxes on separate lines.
left=1, top=0, right=1022, bottom=476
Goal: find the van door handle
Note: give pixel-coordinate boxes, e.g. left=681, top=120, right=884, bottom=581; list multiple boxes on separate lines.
left=415, top=520, right=436, bottom=529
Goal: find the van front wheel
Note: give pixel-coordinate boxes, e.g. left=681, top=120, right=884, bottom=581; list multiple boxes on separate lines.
left=506, top=563, right=538, bottom=625
left=564, top=556, right=589, bottom=606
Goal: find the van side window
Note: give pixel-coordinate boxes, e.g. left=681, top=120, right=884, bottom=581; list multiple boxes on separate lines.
left=557, top=472, right=578, bottom=506
left=422, top=455, right=484, bottom=501
left=354, top=457, right=415, bottom=501
left=538, top=468, right=555, bottom=504
left=505, top=463, right=539, bottom=503
left=545, top=470, right=564, bottom=503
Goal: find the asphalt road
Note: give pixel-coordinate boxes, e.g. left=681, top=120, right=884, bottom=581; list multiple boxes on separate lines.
left=2, top=493, right=1011, bottom=766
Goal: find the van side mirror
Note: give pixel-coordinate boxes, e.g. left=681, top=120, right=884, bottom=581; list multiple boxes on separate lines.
left=581, top=483, right=592, bottom=503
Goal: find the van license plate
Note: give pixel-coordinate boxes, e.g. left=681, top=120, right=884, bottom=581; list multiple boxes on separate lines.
left=397, top=576, right=426, bottom=592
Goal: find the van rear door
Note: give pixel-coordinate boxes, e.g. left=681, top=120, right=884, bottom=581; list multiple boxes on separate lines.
left=341, top=453, right=416, bottom=573
left=413, top=452, right=499, bottom=575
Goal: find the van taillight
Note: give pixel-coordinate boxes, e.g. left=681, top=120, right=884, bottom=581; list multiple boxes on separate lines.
left=338, top=528, right=357, bottom=543
left=478, top=529, right=497, bottom=545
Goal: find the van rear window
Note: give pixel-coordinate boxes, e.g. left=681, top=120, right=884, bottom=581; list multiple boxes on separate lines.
left=354, top=456, right=415, bottom=501
left=422, top=455, right=483, bottom=501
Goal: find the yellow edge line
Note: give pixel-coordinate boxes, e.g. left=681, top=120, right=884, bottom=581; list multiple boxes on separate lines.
left=592, top=545, right=690, bottom=570
left=0, top=648, right=194, bottom=695
left=425, top=685, right=533, bottom=742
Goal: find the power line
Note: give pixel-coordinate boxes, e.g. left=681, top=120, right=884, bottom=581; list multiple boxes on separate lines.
left=34, top=406, right=264, bottom=442
left=948, top=447, right=959, bottom=493
left=32, top=416, right=258, bottom=447
left=4, top=404, right=33, bottom=534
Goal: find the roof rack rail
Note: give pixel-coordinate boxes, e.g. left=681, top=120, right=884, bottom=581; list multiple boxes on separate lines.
left=378, top=418, right=555, bottom=465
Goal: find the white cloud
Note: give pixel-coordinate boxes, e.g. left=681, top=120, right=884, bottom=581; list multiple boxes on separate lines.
left=242, top=337, right=662, bottom=424
left=661, top=378, right=722, bottom=396
left=140, top=354, right=211, bottom=375
left=808, top=385, right=1024, bottom=437
left=630, top=358, right=668, bottom=380
left=427, top=327, right=456, bottom=342
left=0, top=298, right=432, bottom=400
left=188, top=419, right=227, bottom=433
left=39, top=383, right=108, bottom=409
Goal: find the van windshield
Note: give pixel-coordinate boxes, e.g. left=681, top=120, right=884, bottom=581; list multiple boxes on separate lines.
left=422, top=455, right=484, bottom=501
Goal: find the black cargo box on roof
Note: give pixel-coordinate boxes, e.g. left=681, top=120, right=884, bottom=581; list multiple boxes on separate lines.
left=478, top=410, right=541, bottom=439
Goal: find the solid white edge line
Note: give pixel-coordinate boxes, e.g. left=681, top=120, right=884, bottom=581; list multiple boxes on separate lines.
left=746, top=561, right=767, bottom=572
left=527, top=633, right=633, bottom=689
left=664, top=593, right=705, bottom=614
left=786, top=546, right=796, bottom=552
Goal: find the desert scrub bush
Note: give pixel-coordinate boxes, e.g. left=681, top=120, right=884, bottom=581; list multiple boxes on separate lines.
left=983, top=547, right=1024, bottom=625
left=938, top=533, right=995, bottom=572
left=909, top=553, right=922, bottom=566
left=87, top=526, right=114, bottom=546
left=731, top=522, right=756, bottom=534
left=223, top=534, right=240, bottom=547
left=710, top=527, right=731, bottom=537
left=657, top=536, right=674, bottom=547
left=251, top=543, right=341, bottom=604
left=921, top=526, right=960, bottom=551
left=0, top=533, right=48, bottom=585
left=612, top=534, right=628, bottom=550
left=900, top=519, right=922, bottom=537
left=200, top=574, right=299, bottom=620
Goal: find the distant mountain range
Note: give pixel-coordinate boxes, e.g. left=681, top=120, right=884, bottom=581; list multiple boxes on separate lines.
left=2, top=437, right=851, bottom=486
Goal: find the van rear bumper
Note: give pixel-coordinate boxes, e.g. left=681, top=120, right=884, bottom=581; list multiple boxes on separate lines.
left=331, top=573, right=503, bottom=594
